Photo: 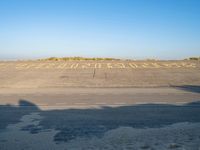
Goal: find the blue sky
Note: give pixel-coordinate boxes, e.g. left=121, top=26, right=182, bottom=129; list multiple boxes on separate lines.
left=0, top=0, right=200, bottom=60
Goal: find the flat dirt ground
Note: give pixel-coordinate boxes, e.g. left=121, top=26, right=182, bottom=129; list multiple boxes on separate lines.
left=0, top=60, right=200, bottom=150
left=0, top=60, right=200, bottom=88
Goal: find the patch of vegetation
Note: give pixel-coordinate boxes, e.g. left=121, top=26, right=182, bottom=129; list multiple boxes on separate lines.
left=186, top=57, right=200, bottom=61
left=38, top=57, right=120, bottom=61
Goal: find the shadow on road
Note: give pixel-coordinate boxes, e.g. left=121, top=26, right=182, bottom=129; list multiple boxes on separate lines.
left=0, top=100, right=39, bottom=130
left=172, top=85, right=200, bottom=93
left=0, top=99, right=200, bottom=143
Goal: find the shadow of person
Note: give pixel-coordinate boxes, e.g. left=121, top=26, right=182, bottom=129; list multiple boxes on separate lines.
left=18, top=99, right=40, bottom=110
left=38, top=101, right=200, bottom=142
left=0, top=99, right=39, bottom=130
left=1, top=99, right=200, bottom=143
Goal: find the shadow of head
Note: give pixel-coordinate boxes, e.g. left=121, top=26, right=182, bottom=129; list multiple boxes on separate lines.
left=19, top=99, right=39, bottom=108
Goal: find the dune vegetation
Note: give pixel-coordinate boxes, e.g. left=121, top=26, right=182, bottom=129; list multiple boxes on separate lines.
left=188, top=57, right=200, bottom=61
left=38, top=57, right=120, bottom=61
left=37, top=56, right=200, bottom=61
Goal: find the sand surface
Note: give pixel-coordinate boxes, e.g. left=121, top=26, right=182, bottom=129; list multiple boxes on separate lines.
left=0, top=60, right=200, bottom=149
left=0, top=60, right=200, bottom=88
left=0, top=110, right=200, bottom=150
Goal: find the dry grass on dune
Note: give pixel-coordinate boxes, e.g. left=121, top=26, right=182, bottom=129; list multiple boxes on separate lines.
left=38, top=57, right=120, bottom=61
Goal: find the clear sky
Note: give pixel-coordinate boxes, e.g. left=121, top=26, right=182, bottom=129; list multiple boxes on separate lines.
left=0, top=0, right=200, bottom=60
